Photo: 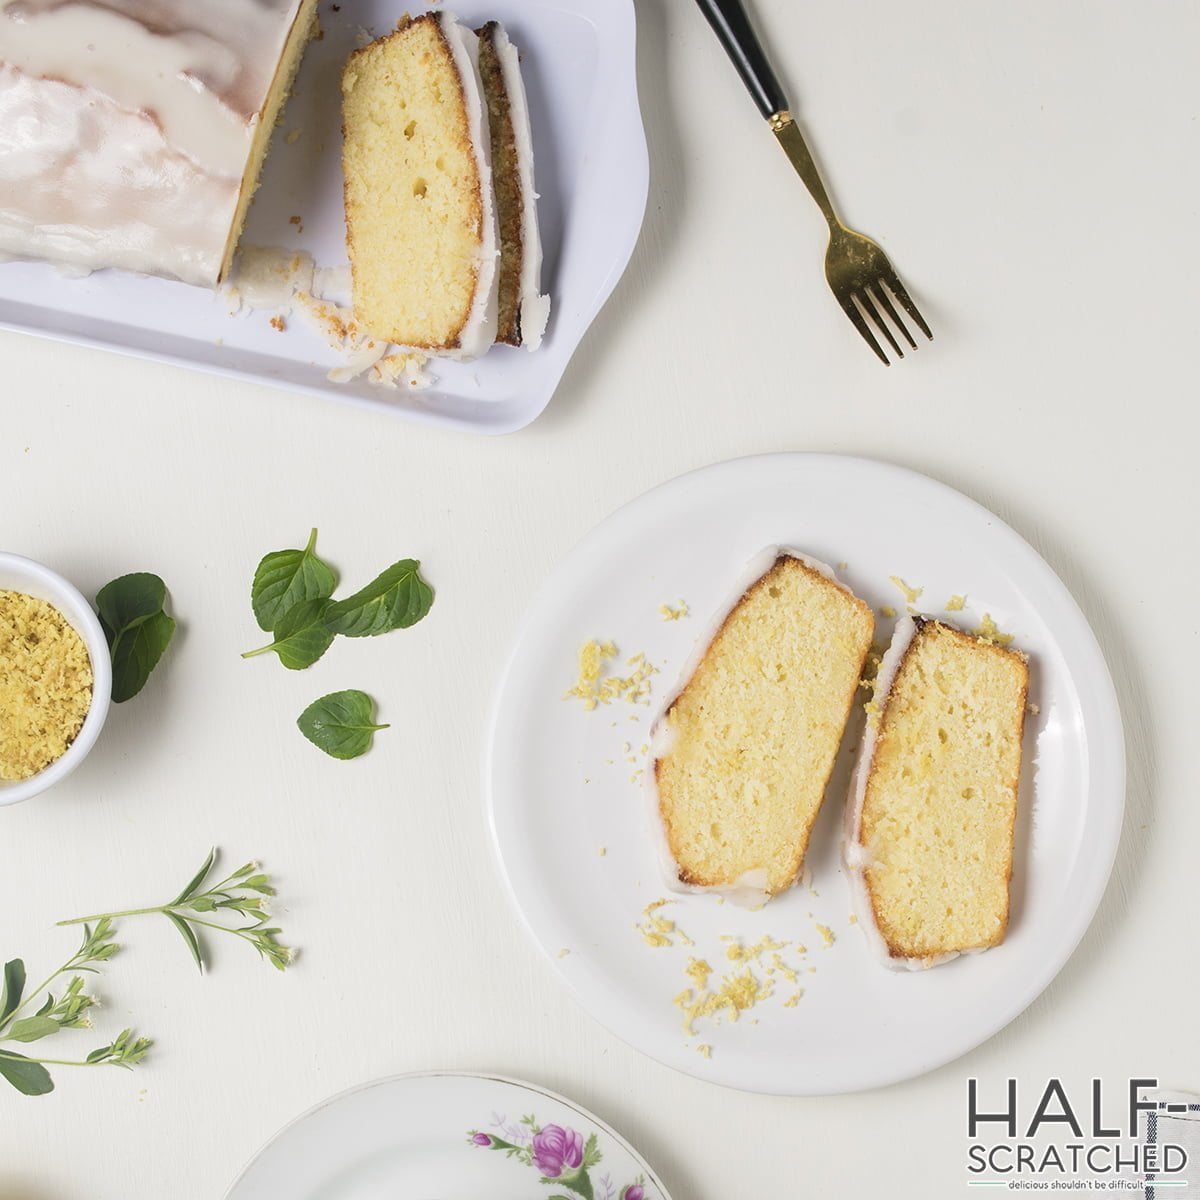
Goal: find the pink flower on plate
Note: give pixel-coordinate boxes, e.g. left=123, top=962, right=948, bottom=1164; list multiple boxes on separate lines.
left=621, top=1187, right=645, bottom=1200
left=532, top=1124, right=585, bottom=1178
left=470, top=1133, right=493, bottom=1146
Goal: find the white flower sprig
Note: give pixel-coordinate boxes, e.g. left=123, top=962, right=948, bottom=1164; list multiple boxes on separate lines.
left=58, top=849, right=293, bottom=974
left=0, top=919, right=152, bottom=1097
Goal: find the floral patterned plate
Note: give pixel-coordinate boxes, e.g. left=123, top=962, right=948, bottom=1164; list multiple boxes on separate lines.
left=223, top=1072, right=670, bottom=1200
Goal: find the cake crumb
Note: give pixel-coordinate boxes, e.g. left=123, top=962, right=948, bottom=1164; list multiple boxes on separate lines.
left=976, top=613, right=1015, bottom=646
left=659, top=601, right=690, bottom=622
left=1027, top=702, right=1041, bottom=715
left=848, top=915, right=858, bottom=925
left=945, top=594, right=967, bottom=611
left=815, top=924, right=835, bottom=948
left=880, top=605, right=897, bottom=619
left=696, top=1043, right=712, bottom=1059
left=285, top=128, right=302, bottom=144
left=836, top=561, right=848, bottom=571
left=598, top=847, right=607, bottom=857
left=289, top=215, right=302, bottom=225
left=889, top=576, right=923, bottom=605
left=782, top=990, right=804, bottom=1008
left=557, top=948, right=570, bottom=958
left=269, top=315, right=286, bottom=333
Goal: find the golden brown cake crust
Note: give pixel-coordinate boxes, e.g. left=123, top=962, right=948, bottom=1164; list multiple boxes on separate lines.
left=862, top=618, right=1029, bottom=962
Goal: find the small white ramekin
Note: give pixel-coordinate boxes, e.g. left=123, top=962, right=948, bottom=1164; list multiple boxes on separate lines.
left=0, top=552, right=111, bottom=806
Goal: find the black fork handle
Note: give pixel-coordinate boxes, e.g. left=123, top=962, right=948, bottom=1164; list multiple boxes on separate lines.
left=694, top=0, right=789, bottom=120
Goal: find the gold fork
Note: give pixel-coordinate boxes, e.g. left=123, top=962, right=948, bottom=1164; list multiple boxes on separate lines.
left=696, top=0, right=932, bottom=364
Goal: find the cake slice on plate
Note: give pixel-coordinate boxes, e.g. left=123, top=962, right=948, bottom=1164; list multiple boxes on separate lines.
left=845, top=616, right=1029, bottom=969
left=341, top=12, right=499, bottom=359
left=650, top=551, right=875, bottom=904
left=476, top=21, right=551, bottom=350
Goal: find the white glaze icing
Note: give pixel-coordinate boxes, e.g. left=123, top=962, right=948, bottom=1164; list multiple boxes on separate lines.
left=646, top=547, right=852, bottom=908
left=843, top=616, right=966, bottom=971
left=491, top=22, right=550, bottom=350
left=0, top=0, right=310, bottom=286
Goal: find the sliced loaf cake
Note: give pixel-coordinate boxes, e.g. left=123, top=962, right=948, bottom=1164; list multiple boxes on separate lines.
left=651, top=551, right=875, bottom=903
left=846, top=616, right=1029, bottom=969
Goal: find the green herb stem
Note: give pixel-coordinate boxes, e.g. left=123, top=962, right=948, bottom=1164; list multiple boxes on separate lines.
left=56, top=906, right=170, bottom=927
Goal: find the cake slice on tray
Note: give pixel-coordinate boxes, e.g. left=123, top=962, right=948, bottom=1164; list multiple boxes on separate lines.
left=341, top=11, right=500, bottom=361
left=477, top=21, right=551, bottom=350
left=845, top=616, right=1029, bottom=970
left=650, top=550, right=875, bottom=906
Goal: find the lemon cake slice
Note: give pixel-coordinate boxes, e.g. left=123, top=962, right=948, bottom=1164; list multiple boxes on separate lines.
left=341, top=12, right=499, bottom=360
left=650, top=550, right=875, bottom=904
left=845, top=616, right=1029, bottom=969
left=477, top=21, right=550, bottom=350
left=0, top=0, right=317, bottom=287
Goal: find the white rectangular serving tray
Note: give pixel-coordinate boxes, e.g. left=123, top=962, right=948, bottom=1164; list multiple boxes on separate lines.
left=0, top=0, right=647, bottom=434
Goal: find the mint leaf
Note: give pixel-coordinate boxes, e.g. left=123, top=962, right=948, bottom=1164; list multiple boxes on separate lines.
left=242, top=599, right=334, bottom=670
left=297, top=690, right=389, bottom=760
left=97, top=573, right=165, bottom=635
left=96, top=574, right=176, bottom=703
left=323, top=559, right=433, bottom=637
left=110, top=610, right=176, bottom=702
left=251, top=529, right=337, bottom=633
left=0, top=1052, right=54, bottom=1096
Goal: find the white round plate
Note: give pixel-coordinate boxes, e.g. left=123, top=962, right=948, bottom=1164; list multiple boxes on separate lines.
left=486, top=453, right=1124, bottom=1094
left=225, top=1072, right=670, bottom=1200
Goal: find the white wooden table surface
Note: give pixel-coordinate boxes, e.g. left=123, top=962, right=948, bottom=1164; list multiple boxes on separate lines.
left=3, top=2, right=1198, bottom=1196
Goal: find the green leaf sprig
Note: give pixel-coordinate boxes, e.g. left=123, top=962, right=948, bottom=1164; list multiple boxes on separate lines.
left=58, top=849, right=292, bottom=974
left=0, top=920, right=151, bottom=1097
left=241, top=530, right=433, bottom=670
left=96, top=572, right=176, bottom=702
left=298, top=690, right=389, bottom=760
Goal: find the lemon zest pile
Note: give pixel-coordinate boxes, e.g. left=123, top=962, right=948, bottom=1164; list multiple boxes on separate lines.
left=976, top=613, right=1015, bottom=646
left=564, top=641, right=659, bottom=710
left=889, top=576, right=923, bottom=605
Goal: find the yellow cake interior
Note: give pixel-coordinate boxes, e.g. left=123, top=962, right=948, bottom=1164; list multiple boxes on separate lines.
left=656, top=557, right=875, bottom=894
left=861, top=620, right=1028, bottom=960
left=341, top=15, right=484, bottom=348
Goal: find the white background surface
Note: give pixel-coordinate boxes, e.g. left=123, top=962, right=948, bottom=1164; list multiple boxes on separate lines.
left=1, top=1, right=1197, bottom=1197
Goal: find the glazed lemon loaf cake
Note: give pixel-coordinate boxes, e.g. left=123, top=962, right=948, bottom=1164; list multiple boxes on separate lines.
left=341, top=12, right=499, bottom=359
left=0, top=0, right=317, bottom=286
left=651, top=551, right=875, bottom=903
left=846, top=616, right=1029, bottom=969
left=477, top=21, right=550, bottom=350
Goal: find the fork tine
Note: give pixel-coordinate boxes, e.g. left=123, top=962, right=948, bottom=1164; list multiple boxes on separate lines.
left=856, top=290, right=904, bottom=360
left=869, top=283, right=916, bottom=350
left=879, top=270, right=932, bottom=341
left=835, top=291, right=889, bottom=364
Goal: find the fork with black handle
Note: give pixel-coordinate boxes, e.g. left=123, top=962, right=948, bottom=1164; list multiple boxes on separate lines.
left=695, top=0, right=932, bottom=364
